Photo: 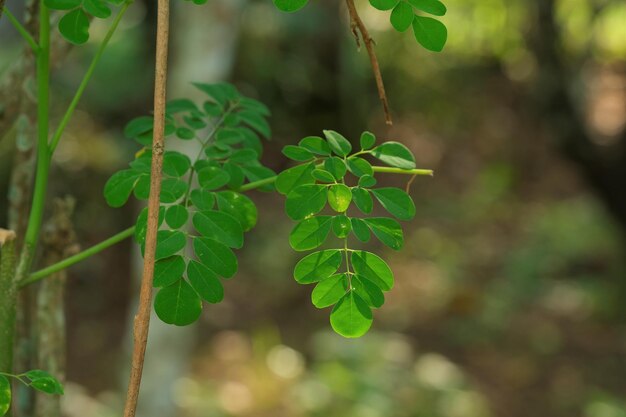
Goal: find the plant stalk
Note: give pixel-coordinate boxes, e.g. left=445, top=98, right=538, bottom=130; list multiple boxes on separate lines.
left=2, top=7, right=39, bottom=53
left=0, top=231, right=18, bottom=374
left=123, top=0, right=170, bottom=414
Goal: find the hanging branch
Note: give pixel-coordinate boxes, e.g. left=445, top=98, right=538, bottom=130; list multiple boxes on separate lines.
left=122, top=0, right=170, bottom=415
left=345, top=0, right=392, bottom=125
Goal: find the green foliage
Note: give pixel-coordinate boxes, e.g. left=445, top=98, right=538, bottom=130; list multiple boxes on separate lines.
left=106, top=82, right=420, bottom=338
left=0, top=370, right=64, bottom=416
left=272, top=0, right=448, bottom=52
left=280, top=130, right=417, bottom=337
left=45, top=0, right=125, bottom=44
left=104, top=83, right=272, bottom=326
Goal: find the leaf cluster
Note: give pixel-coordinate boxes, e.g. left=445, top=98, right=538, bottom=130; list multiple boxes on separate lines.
left=272, top=0, right=447, bottom=52
left=103, top=83, right=273, bottom=326
left=277, top=130, right=417, bottom=337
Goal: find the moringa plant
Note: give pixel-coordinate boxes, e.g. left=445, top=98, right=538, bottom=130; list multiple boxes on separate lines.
left=0, top=0, right=445, bottom=415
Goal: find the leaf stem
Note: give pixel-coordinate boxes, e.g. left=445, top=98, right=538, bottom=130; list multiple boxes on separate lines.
left=237, top=165, right=433, bottom=192
left=48, top=1, right=133, bottom=155
left=14, top=2, right=51, bottom=284
left=20, top=226, right=136, bottom=288
left=2, top=7, right=39, bottom=53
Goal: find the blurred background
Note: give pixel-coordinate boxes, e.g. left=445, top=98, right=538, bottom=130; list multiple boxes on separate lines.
left=1, top=0, right=625, bottom=416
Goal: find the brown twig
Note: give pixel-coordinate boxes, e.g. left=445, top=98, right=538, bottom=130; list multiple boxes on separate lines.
left=345, top=0, right=392, bottom=125
left=122, top=0, right=170, bottom=415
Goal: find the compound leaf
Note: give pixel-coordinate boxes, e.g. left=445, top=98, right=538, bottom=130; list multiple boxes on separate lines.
left=412, top=15, right=447, bottom=52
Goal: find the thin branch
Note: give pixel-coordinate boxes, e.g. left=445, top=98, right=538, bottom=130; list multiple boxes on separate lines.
left=48, top=1, right=133, bottom=155
left=20, top=226, right=135, bottom=288
left=123, top=0, right=170, bottom=414
left=345, top=0, right=392, bottom=125
left=2, top=7, right=39, bottom=53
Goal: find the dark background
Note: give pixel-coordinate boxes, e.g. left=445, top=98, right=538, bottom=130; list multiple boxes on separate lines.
left=1, top=0, right=625, bottom=416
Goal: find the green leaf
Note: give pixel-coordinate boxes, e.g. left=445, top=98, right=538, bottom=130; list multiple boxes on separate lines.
left=311, top=169, right=336, bottom=183
left=155, top=230, right=187, bottom=260
left=25, top=370, right=64, bottom=395
left=215, top=191, right=258, bottom=232
left=230, top=149, right=259, bottom=164
left=323, top=130, right=352, bottom=157
left=163, top=152, right=192, bottom=177
left=360, top=131, right=376, bottom=150
left=273, top=0, right=308, bottom=12
left=371, top=142, right=416, bottom=169
left=358, top=175, right=377, bottom=188
left=124, top=116, right=153, bottom=139
left=134, top=206, right=165, bottom=245
left=154, top=279, right=202, bottom=326
left=193, top=82, right=239, bottom=107
left=166, top=98, right=199, bottom=114
left=352, top=187, right=373, bottom=214
left=371, top=188, right=416, bottom=220
left=390, top=1, right=414, bottom=32
left=193, top=237, right=237, bottom=278
left=332, top=215, right=352, bottom=238
left=58, top=8, right=90, bottom=45
left=350, top=218, right=371, bottom=242
left=330, top=292, right=373, bottom=338
left=187, top=260, right=224, bottom=303
left=165, top=205, right=189, bottom=229
left=324, top=157, right=347, bottom=181
left=198, top=167, right=230, bottom=191
left=364, top=217, right=404, bottom=250
left=238, top=110, right=271, bottom=138
left=153, top=256, right=185, bottom=288
left=223, top=161, right=245, bottom=189
left=412, top=16, right=447, bottom=52
left=407, top=0, right=446, bottom=16
left=285, top=184, right=328, bottom=220
left=369, top=0, right=399, bottom=10
left=83, top=0, right=112, bottom=19
left=299, top=136, right=331, bottom=155
left=328, top=184, right=352, bottom=212
left=294, top=250, right=343, bottom=284
left=275, top=162, right=315, bottom=195
left=44, top=0, right=81, bottom=10
left=282, top=145, right=314, bottom=162
left=190, top=189, right=215, bottom=211
left=193, top=210, right=244, bottom=249
left=311, top=274, right=348, bottom=308
left=104, top=169, right=140, bottom=208
left=347, top=157, right=373, bottom=177
left=238, top=97, right=271, bottom=116
left=289, top=216, right=333, bottom=251
left=133, top=175, right=150, bottom=200
left=353, top=275, right=385, bottom=308
left=160, top=178, right=188, bottom=203
left=351, top=251, right=394, bottom=290
left=0, top=375, right=10, bottom=416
